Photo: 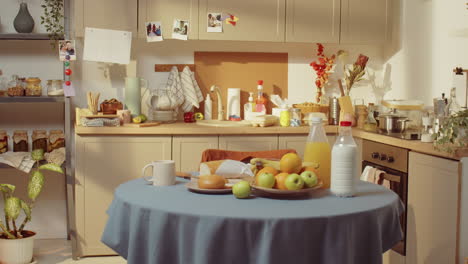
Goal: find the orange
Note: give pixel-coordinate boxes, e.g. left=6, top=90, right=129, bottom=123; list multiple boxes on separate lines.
left=274, top=172, right=289, bottom=190
left=280, top=153, right=302, bottom=174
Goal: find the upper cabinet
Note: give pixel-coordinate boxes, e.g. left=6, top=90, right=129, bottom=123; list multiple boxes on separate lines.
left=286, top=0, right=340, bottom=43
left=74, top=0, right=138, bottom=37
left=198, top=0, right=286, bottom=42
left=139, top=0, right=199, bottom=39
left=340, top=0, right=390, bottom=44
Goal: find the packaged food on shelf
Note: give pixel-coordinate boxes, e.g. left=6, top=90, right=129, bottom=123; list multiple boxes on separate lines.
left=0, top=130, right=8, bottom=153
left=7, top=75, right=25, bottom=96
left=13, top=130, right=28, bottom=152
left=49, top=130, right=65, bottom=152
left=0, top=77, right=7, bottom=97
left=25, top=77, right=42, bottom=96
left=100, top=98, right=123, bottom=114
left=47, top=79, right=64, bottom=96
left=290, top=108, right=302, bottom=127
left=32, top=130, right=48, bottom=153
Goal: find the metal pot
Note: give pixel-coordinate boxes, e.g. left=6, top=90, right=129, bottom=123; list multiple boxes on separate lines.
left=378, top=114, right=410, bottom=133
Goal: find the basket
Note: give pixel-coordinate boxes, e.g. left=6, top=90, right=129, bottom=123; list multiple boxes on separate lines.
left=293, top=103, right=329, bottom=115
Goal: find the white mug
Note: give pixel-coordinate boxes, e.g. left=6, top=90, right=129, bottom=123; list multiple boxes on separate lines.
left=142, top=160, right=176, bottom=186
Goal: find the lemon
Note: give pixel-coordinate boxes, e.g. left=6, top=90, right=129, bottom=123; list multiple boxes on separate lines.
left=132, top=116, right=142, bottom=123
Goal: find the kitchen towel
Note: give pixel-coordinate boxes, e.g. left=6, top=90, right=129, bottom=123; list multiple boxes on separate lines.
left=0, top=152, right=35, bottom=173
left=181, top=66, right=204, bottom=112
left=166, top=66, right=185, bottom=110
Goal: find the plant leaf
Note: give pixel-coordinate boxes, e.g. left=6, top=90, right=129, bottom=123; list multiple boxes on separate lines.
left=5, top=197, right=21, bottom=220
left=39, top=164, right=64, bottom=174
left=20, top=200, right=32, bottom=222
left=0, top=184, right=16, bottom=195
left=31, top=149, right=44, bottom=161
left=28, top=171, right=44, bottom=201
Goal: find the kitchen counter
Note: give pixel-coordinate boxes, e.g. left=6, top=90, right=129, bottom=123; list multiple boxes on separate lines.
left=75, top=122, right=463, bottom=160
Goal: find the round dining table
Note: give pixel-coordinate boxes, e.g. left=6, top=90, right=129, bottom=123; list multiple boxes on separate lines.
left=101, top=178, right=404, bottom=264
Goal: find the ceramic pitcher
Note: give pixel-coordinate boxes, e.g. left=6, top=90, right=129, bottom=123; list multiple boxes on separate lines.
left=125, top=77, right=148, bottom=116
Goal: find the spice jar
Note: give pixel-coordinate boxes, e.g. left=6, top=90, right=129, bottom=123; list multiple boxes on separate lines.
left=25, top=77, right=42, bottom=96
left=0, top=130, right=8, bottom=153
left=7, top=75, right=24, bottom=96
left=47, top=80, right=64, bottom=96
left=32, top=130, right=48, bottom=153
left=49, top=130, right=65, bottom=152
left=13, top=130, right=28, bottom=152
left=290, top=108, right=302, bottom=127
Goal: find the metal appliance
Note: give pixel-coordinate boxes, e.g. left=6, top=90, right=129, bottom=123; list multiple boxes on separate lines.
left=362, top=140, right=408, bottom=255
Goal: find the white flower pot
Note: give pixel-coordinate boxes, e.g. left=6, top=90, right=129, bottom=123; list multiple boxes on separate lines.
left=0, top=231, right=35, bottom=264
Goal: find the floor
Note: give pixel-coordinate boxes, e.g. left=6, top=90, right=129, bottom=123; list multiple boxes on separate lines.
left=34, top=239, right=126, bottom=264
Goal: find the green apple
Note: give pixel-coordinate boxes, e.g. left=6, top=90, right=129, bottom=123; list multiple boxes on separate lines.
left=300, top=170, right=318, bottom=188
left=257, top=172, right=275, bottom=188
left=232, top=181, right=251, bottom=199
left=285, top=173, right=304, bottom=190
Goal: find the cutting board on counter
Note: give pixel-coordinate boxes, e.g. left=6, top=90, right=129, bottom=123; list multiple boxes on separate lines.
left=123, top=122, right=161, bottom=128
left=194, top=52, right=288, bottom=119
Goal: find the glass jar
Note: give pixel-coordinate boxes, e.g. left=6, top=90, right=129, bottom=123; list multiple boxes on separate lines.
left=49, top=130, right=65, bottom=152
left=25, top=77, right=42, bottom=96
left=13, top=130, right=28, bottom=152
left=7, top=75, right=24, bottom=96
left=0, top=77, right=7, bottom=97
left=32, top=130, right=48, bottom=153
left=290, top=108, right=302, bottom=127
left=0, top=130, right=8, bottom=153
left=47, top=80, right=64, bottom=96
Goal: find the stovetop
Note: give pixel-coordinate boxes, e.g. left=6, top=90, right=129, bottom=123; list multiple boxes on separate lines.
left=371, top=130, right=422, bottom=140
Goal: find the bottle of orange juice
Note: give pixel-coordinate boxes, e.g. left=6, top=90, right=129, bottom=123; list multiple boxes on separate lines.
left=303, top=117, right=331, bottom=188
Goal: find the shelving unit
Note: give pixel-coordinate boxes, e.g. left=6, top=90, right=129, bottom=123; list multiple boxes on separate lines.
left=0, top=33, right=57, bottom=41
left=0, top=96, right=65, bottom=103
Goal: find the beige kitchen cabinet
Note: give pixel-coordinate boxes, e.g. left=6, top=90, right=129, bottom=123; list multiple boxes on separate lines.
left=138, top=0, right=199, bottom=39
left=285, top=0, right=340, bottom=43
left=173, top=136, right=219, bottom=172
left=74, top=0, right=138, bottom=37
left=198, top=0, right=286, bottom=41
left=340, top=0, right=390, bottom=43
left=219, top=135, right=278, bottom=152
left=406, top=152, right=459, bottom=264
left=383, top=250, right=406, bottom=264
left=74, top=135, right=171, bottom=257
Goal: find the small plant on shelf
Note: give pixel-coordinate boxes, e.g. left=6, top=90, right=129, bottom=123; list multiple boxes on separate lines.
left=433, top=109, right=468, bottom=154
left=0, top=149, right=64, bottom=239
left=40, top=0, right=64, bottom=45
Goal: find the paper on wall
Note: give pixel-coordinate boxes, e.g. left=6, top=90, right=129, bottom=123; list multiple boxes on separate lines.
left=145, top=21, right=163, bottom=42
left=207, top=13, right=223, bottom=32
left=83, top=27, right=132, bottom=65
left=172, top=19, right=189, bottom=40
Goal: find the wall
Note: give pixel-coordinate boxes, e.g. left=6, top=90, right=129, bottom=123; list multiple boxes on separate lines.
left=0, top=0, right=49, bottom=34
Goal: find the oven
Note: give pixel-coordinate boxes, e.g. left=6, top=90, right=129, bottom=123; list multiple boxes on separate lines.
left=362, top=140, right=408, bottom=256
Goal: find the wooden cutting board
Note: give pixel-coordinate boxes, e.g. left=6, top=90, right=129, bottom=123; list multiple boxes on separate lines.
left=194, top=52, right=288, bottom=119
left=123, top=122, right=161, bottom=128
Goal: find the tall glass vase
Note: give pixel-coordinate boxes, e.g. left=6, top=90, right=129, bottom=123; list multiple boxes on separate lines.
left=13, top=2, right=35, bottom=33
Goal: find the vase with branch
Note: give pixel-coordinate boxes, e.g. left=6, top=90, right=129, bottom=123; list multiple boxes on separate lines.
left=310, top=43, right=336, bottom=103
left=40, top=0, right=64, bottom=45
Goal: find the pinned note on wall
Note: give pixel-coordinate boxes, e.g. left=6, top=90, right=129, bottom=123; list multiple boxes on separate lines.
left=83, top=27, right=132, bottom=65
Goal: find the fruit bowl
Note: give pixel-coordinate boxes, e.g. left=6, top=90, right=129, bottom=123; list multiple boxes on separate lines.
left=250, top=180, right=323, bottom=196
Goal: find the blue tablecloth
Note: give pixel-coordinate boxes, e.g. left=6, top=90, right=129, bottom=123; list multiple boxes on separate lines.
left=102, top=178, right=404, bottom=264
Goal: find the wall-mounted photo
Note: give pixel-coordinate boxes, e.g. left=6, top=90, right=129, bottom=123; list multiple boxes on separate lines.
left=207, top=13, right=223, bottom=32
left=146, top=21, right=163, bottom=42
left=59, top=40, right=76, bottom=61
left=172, top=19, right=189, bottom=40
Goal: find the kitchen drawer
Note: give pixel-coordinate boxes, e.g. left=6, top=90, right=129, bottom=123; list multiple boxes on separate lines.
left=363, top=140, right=408, bottom=173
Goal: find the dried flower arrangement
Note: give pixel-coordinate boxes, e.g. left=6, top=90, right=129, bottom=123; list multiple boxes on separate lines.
left=310, top=44, right=336, bottom=103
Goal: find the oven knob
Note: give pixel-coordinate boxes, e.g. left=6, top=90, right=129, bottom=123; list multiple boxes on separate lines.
left=371, top=152, right=380, bottom=159
left=379, top=154, right=387, bottom=161
left=387, top=156, right=395, bottom=163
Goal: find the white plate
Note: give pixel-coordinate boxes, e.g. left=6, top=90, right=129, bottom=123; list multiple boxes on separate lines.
left=185, top=181, right=232, bottom=194
left=251, top=181, right=323, bottom=196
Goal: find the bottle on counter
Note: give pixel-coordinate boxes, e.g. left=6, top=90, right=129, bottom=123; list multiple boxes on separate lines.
left=204, top=93, right=212, bottom=120
left=32, top=130, right=48, bottom=153
left=303, top=117, right=331, bottom=188
left=255, top=80, right=267, bottom=113
left=244, top=92, right=256, bottom=120
left=331, top=121, right=357, bottom=197
left=13, top=130, right=29, bottom=152
left=0, top=130, right=8, bottom=153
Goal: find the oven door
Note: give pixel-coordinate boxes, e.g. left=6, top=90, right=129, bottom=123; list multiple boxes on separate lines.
left=362, top=161, right=407, bottom=256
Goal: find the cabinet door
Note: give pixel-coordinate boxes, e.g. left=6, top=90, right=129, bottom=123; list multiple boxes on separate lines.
left=75, top=135, right=171, bottom=257
left=278, top=134, right=336, bottom=159
left=219, top=135, right=278, bottom=152
left=139, top=0, right=199, bottom=39
left=74, top=0, right=138, bottom=37
left=173, top=136, right=219, bottom=172
left=286, top=0, right=340, bottom=43
left=382, top=250, right=406, bottom=264
left=341, top=0, right=390, bottom=44
left=198, top=0, right=286, bottom=41
left=407, top=152, right=459, bottom=264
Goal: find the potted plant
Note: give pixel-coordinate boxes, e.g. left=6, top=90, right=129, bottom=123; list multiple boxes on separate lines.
left=40, top=0, right=64, bottom=45
left=0, top=149, right=64, bottom=264
left=433, top=109, right=468, bottom=155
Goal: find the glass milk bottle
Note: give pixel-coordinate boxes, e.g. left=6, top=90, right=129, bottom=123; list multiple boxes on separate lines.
left=303, top=117, right=331, bottom=188
left=331, top=121, right=357, bottom=197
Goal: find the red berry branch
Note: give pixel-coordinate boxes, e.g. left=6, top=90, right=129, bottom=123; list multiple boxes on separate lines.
left=310, top=44, right=336, bottom=103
